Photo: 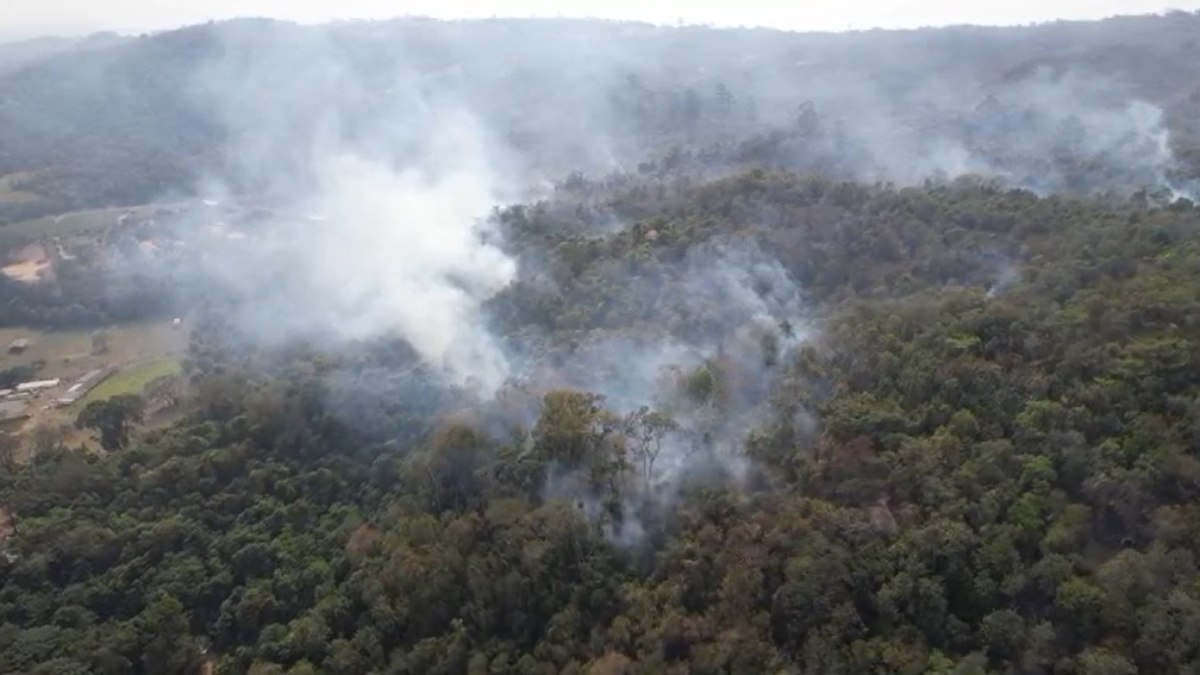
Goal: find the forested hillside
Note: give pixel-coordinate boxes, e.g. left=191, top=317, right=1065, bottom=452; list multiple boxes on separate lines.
left=4, top=10, right=1200, bottom=675
left=3, top=12, right=1200, bottom=221
left=2, top=169, right=1200, bottom=673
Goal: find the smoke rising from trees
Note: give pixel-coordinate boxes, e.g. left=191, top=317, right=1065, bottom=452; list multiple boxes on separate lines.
left=31, top=14, right=1197, bottom=528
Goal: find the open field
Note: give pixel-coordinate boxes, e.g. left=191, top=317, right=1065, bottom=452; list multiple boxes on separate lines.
left=83, top=356, right=182, bottom=405
left=0, top=207, right=124, bottom=247
left=0, top=204, right=167, bottom=248
left=0, top=319, right=188, bottom=383
left=0, top=319, right=190, bottom=446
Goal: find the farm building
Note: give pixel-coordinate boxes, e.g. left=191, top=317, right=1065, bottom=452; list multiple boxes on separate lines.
left=7, top=338, right=29, bottom=354
left=54, top=367, right=114, bottom=406
left=55, top=385, right=85, bottom=407
left=75, top=368, right=107, bottom=387
left=16, top=379, right=60, bottom=393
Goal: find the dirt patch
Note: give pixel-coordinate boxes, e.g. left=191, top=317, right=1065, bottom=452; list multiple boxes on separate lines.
left=2, top=242, right=52, bottom=283
left=1, top=259, right=51, bottom=283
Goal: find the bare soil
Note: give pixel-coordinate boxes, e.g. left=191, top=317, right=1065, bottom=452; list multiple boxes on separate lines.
left=1, top=242, right=52, bottom=283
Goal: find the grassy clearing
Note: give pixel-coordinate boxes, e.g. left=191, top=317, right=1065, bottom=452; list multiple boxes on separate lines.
left=0, top=319, right=191, bottom=450
left=83, top=357, right=182, bottom=404
left=0, top=319, right=189, bottom=382
left=0, top=207, right=124, bottom=247
left=0, top=200, right=181, bottom=247
left=0, top=328, right=93, bottom=378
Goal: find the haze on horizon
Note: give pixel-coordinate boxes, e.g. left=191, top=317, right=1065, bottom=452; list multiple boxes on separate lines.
left=3, top=0, right=1199, bottom=40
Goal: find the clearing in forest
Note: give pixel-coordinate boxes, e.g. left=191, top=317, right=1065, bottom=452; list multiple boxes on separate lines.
left=82, top=357, right=183, bottom=405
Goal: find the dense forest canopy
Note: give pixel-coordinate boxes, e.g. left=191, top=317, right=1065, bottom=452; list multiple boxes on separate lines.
left=2, top=10, right=1200, bottom=675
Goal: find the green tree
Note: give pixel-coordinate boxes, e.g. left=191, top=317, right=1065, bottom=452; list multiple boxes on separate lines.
left=533, top=391, right=624, bottom=493
left=138, top=593, right=199, bottom=675
left=75, top=394, right=144, bottom=451
left=0, top=431, right=18, bottom=469
left=90, top=330, right=110, bottom=355
left=1076, top=647, right=1137, bottom=675
left=622, top=407, right=678, bottom=484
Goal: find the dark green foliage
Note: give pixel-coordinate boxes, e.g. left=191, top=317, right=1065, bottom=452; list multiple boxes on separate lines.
left=75, top=394, right=145, bottom=451
left=0, top=262, right=178, bottom=329
left=4, top=168, right=1200, bottom=674
left=0, top=363, right=42, bottom=389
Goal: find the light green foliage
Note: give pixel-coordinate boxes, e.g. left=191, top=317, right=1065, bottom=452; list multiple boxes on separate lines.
left=84, top=358, right=183, bottom=405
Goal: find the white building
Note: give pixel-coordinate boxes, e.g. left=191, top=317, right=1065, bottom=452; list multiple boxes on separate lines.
left=16, top=379, right=61, bottom=392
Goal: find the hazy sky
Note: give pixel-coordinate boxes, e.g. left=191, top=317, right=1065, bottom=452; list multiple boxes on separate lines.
left=3, top=0, right=1197, bottom=39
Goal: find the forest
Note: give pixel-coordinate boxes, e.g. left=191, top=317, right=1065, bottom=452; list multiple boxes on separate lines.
left=2, top=9, right=1200, bottom=675
left=2, top=169, right=1200, bottom=673
left=4, top=11, right=1200, bottom=222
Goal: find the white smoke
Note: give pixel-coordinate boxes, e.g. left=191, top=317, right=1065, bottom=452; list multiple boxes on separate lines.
left=194, top=113, right=518, bottom=395
left=294, top=121, right=516, bottom=392
left=180, top=21, right=523, bottom=395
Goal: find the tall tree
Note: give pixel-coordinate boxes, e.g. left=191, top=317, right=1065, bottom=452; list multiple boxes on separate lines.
left=76, top=394, right=144, bottom=451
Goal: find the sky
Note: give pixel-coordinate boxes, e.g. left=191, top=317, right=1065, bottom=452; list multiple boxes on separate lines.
left=2, top=0, right=1197, bottom=40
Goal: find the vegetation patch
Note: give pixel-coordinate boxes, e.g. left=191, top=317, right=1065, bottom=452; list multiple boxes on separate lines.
left=82, top=357, right=182, bottom=404
left=0, top=206, right=143, bottom=248
left=0, top=321, right=186, bottom=382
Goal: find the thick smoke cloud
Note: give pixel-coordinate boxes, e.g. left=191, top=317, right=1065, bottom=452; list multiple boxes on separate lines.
left=123, top=20, right=1191, bottom=402
left=105, top=18, right=1199, bottom=535
left=6, top=15, right=1191, bottom=548
left=738, top=65, right=1193, bottom=195
left=183, top=22, right=521, bottom=394
left=299, top=146, right=515, bottom=392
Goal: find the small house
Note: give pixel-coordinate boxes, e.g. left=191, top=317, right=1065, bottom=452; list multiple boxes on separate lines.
left=7, top=338, right=29, bottom=354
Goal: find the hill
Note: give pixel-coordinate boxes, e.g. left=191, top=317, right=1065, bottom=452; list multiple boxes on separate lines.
left=2, top=13, right=1200, bottom=675
left=2, top=14, right=1200, bottom=223
left=1, top=167, right=1199, bottom=673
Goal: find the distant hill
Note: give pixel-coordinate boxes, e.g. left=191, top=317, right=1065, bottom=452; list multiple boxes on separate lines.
left=0, top=32, right=129, bottom=76
left=1, top=13, right=1200, bottom=222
